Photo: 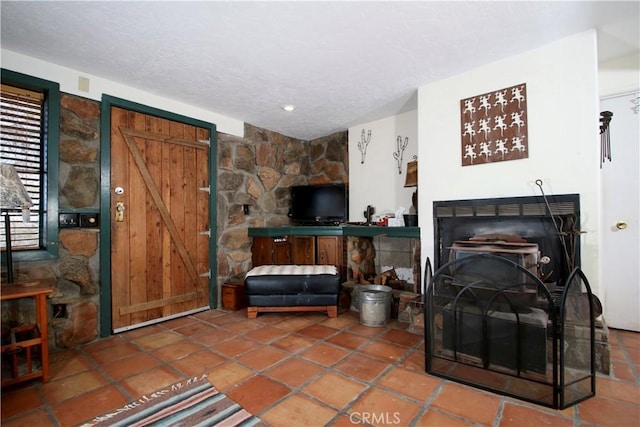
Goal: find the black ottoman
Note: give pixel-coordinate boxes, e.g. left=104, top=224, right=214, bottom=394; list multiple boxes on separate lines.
left=244, top=265, right=340, bottom=318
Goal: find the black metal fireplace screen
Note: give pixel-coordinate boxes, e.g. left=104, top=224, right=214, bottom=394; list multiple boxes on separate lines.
left=425, top=252, right=596, bottom=409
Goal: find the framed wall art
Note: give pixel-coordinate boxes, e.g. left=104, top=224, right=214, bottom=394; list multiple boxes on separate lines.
left=460, top=83, right=528, bottom=166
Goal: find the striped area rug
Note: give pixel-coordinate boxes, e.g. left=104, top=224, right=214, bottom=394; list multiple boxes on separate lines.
left=78, top=374, right=268, bottom=427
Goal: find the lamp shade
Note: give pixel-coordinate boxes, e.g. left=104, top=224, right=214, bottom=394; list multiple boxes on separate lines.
left=404, top=161, right=418, bottom=188
left=0, top=163, right=33, bottom=209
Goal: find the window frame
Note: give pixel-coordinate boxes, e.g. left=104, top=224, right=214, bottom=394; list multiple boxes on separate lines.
left=1, top=69, right=60, bottom=261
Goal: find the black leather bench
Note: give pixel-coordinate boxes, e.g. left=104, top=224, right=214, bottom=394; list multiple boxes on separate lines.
left=244, top=265, right=340, bottom=318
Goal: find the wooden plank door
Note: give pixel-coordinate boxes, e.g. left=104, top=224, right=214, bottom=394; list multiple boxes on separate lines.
left=110, top=106, right=210, bottom=331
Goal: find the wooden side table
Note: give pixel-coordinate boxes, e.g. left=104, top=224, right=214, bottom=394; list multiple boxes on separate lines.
left=1, top=283, right=52, bottom=386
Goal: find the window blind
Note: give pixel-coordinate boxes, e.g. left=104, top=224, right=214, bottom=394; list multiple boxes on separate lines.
left=0, top=84, right=44, bottom=250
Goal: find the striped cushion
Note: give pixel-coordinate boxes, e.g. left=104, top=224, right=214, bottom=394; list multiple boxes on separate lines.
left=246, top=264, right=338, bottom=277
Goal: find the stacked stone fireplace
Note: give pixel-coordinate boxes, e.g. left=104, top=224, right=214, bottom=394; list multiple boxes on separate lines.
left=426, top=194, right=605, bottom=409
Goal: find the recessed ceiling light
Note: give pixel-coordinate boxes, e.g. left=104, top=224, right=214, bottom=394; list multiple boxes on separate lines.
left=282, top=104, right=296, bottom=112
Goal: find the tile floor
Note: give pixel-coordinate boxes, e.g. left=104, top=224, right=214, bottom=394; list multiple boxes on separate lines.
left=1, top=309, right=639, bottom=426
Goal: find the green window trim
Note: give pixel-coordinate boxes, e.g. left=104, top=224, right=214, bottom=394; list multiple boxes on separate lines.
left=1, top=69, right=60, bottom=261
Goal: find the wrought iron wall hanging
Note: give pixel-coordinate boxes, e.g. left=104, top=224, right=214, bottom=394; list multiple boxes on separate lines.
left=357, top=129, right=372, bottom=164
left=393, top=135, right=409, bottom=174
left=460, top=83, right=528, bottom=166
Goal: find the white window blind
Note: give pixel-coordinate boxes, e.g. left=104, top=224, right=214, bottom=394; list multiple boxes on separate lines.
left=0, top=84, right=44, bottom=250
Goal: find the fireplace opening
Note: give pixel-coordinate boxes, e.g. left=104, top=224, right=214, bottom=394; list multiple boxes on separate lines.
left=426, top=194, right=597, bottom=409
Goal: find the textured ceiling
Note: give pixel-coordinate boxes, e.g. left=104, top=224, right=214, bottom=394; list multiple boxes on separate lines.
left=1, top=1, right=638, bottom=140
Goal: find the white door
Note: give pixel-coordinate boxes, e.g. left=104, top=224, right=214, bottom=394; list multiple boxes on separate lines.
left=601, top=92, right=640, bottom=332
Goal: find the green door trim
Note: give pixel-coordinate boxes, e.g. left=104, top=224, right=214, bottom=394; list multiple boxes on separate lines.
left=99, top=95, right=218, bottom=337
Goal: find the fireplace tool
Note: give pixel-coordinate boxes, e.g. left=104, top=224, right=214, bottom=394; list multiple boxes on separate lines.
left=535, top=179, right=575, bottom=271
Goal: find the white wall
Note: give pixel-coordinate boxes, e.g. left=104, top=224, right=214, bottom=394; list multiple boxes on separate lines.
left=348, top=110, right=418, bottom=222
left=599, top=51, right=640, bottom=98
left=418, top=30, right=603, bottom=294
left=1, top=49, right=245, bottom=137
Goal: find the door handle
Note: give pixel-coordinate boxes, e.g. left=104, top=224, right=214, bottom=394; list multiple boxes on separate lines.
left=115, top=201, right=126, bottom=222
left=616, top=221, right=627, bottom=230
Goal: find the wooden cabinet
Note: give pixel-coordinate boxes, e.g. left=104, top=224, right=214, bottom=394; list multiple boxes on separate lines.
left=317, top=236, right=343, bottom=266
left=251, top=234, right=345, bottom=280
left=251, top=236, right=291, bottom=266
left=222, top=282, right=245, bottom=310
left=291, top=236, right=315, bottom=265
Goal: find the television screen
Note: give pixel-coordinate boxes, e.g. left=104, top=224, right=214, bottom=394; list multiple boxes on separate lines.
left=290, top=184, right=347, bottom=225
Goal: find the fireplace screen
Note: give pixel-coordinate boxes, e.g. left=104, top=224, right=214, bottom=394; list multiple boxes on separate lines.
left=425, top=253, right=595, bottom=409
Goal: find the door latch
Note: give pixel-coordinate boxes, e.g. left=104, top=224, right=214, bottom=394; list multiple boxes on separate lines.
left=115, top=201, right=126, bottom=222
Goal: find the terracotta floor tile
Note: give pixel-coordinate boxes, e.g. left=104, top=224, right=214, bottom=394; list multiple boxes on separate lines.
left=349, top=387, right=422, bottom=427
left=415, top=409, right=475, bottom=426
left=273, top=316, right=315, bottom=332
left=86, top=341, right=141, bottom=364
left=118, top=365, right=183, bottom=397
left=499, top=402, right=573, bottom=427
left=191, top=327, right=238, bottom=346
left=272, top=334, right=316, bottom=353
left=1, top=385, right=43, bottom=419
left=152, top=339, right=204, bottom=361
left=578, top=395, right=640, bottom=427
left=327, top=331, right=369, bottom=350
left=348, top=322, right=387, bottom=338
left=298, top=324, right=339, bottom=340
left=400, top=349, right=425, bottom=372
left=612, top=360, right=636, bottom=382
left=303, top=371, right=367, bottom=409
left=122, top=324, right=165, bottom=339
left=260, top=393, right=336, bottom=427
left=225, top=318, right=267, bottom=334
left=207, top=361, right=254, bottom=392
left=378, top=366, right=441, bottom=401
left=160, top=315, right=201, bottom=330
left=244, top=325, right=290, bottom=343
left=41, top=370, right=109, bottom=403
left=329, top=413, right=361, bottom=427
left=619, top=330, right=640, bottom=349
left=431, top=382, right=501, bottom=426
left=49, top=349, right=93, bottom=380
left=321, top=315, right=359, bottom=330
left=100, top=352, right=161, bottom=380
left=301, top=342, right=349, bottom=367
left=132, top=330, right=183, bottom=350
left=266, top=357, right=324, bottom=388
left=204, top=311, right=244, bottom=326
left=1, top=310, right=638, bottom=427
left=227, top=374, right=290, bottom=414
left=51, top=384, right=129, bottom=426
left=360, top=340, right=409, bottom=362
left=595, top=376, right=640, bottom=405
left=1, top=408, right=54, bottom=427
left=173, top=320, right=217, bottom=336
left=335, top=353, right=389, bottom=382
left=237, top=345, right=290, bottom=371
left=211, top=336, right=261, bottom=358
left=81, top=335, right=125, bottom=354
left=378, top=328, right=423, bottom=347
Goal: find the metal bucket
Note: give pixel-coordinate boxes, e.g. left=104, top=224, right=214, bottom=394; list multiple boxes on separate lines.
left=359, top=285, right=392, bottom=327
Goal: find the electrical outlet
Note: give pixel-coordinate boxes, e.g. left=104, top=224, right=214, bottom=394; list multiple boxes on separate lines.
left=59, top=213, right=79, bottom=227
left=52, top=304, right=67, bottom=318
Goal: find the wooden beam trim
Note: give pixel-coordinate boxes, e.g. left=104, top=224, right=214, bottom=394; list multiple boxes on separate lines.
left=119, top=292, right=198, bottom=315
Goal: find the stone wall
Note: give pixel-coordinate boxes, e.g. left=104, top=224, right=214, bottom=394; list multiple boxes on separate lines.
left=215, top=124, right=348, bottom=290
left=4, top=93, right=349, bottom=350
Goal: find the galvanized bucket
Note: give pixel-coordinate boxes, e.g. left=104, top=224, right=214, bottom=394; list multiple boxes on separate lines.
left=359, top=285, right=392, bottom=327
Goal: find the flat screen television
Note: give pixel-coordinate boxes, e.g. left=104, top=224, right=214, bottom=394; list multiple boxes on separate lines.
left=290, top=183, right=347, bottom=225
